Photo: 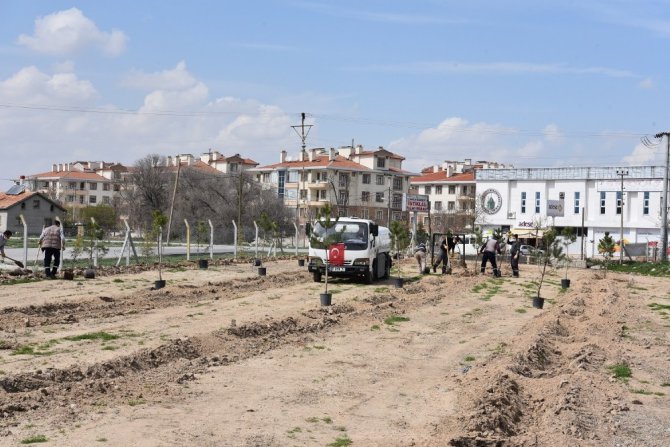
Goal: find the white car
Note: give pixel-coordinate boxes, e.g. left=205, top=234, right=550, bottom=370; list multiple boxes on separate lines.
left=519, top=244, right=544, bottom=256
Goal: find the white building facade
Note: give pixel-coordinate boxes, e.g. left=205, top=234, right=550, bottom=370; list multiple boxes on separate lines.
left=475, top=166, right=665, bottom=258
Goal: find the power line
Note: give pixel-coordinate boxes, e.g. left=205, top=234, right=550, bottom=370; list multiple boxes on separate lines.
left=0, top=102, right=653, bottom=140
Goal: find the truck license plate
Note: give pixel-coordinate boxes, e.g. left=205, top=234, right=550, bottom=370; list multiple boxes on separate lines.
left=329, top=266, right=345, bottom=272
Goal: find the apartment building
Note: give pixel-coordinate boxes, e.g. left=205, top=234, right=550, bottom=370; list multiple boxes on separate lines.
left=25, top=161, right=127, bottom=207
left=410, top=160, right=508, bottom=232
left=199, top=151, right=258, bottom=174
left=475, top=165, right=665, bottom=257
left=252, top=145, right=415, bottom=227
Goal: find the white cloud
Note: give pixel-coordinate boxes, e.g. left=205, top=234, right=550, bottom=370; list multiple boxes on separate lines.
left=622, top=142, right=660, bottom=165
left=124, top=61, right=200, bottom=91
left=389, top=117, right=520, bottom=171
left=638, top=77, right=655, bottom=89
left=17, top=8, right=127, bottom=56
left=543, top=124, right=564, bottom=144
left=0, top=66, right=97, bottom=103
left=0, top=63, right=295, bottom=186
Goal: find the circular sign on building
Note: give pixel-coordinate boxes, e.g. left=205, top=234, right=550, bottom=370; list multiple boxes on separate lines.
left=481, top=188, right=502, bottom=215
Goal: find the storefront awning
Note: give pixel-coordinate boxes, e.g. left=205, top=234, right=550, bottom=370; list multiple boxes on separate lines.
left=511, top=228, right=544, bottom=239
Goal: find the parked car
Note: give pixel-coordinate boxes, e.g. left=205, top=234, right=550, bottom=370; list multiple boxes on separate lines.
left=519, top=244, right=544, bottom=256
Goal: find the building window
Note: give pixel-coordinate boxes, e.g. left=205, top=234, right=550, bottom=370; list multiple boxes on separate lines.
left=393, top=177, right=403, bottom=190
left=338, top=173, right=349, bottom=188
left=32, top=199, right=40, bottom=208
left=448, top=185, right=456, bottom=194
left=262, top=173, right=270, bottom=183
left=299, top=189, right=307, bottom=200
left=338, top=190, right=349, bottom=205
left=521, top=192, right=526, bottom=214
left=392, top=194, right=402, bottom=208
left=448, top=201, right=455, bottom=211
left=434, top=201, right=442, bottom=211
left=66, top=195, right=74, bottom=202
left=375, top=192, right=384, bottom=203
left=102, top=196, right=110, bottom=204
left=362, top=208, right=369, bottom=219
left=89, top=182, right=97, bottom=190
left=643, top=191, right=650, bottom=215
left=79, top=196, right=85, bottom=204
left=361, top=191, right=370, bottom=202
left=435, top=185, right=442, bottom=194
left=362, top=173, right=371, bottom=184
left=535, top=192, right=540, bottom=213
left=423, top=216, right=430, bottom=226
left=376, top=175, right=385, bottom=185
left=600, top=191, right=606, bottom=214
left=376, top=157, right=386, bottom=168
left=68, top=182, right=76, bottom=190
left=424, top=186, right=431, bottom=195
left=230, top=163, right=238, bottom=173
left=461, top=186, right=468, bottom=195
left=574, top=191, right=580, bottom=214
left=616, top=191, right=622, bottom=215
left=103, top=183, right=110, bottom=191
left=318, top=190, right=327, bottom=200
left=376, top=210, right=384, bottom=221
left=393, top=212, right=401, bottom=221
left=41, top=181, right=49, bottom=188
left=89, top=196, right=97, bottom=204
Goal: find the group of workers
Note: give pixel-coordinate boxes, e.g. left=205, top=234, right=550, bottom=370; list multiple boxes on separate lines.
left=413, top=233, right=522, bottom=278
left=0, top=220, right=65, bottom=279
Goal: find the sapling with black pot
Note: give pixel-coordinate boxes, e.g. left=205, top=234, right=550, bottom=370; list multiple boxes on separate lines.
left=598, top=232, right=616, bottom=278
left=306, top=203, right=340, bottom=305
left=533, top=228, right=565, bottom=309
left=389, top=221, right=410, bottom=287
left=561, top=227, right=577, bottom=288
left=152, top=211, right=168, bottom=289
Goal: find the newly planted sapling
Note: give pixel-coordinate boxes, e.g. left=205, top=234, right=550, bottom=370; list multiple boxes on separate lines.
left=561, top=227, right=577, bottom=281
left=598, top=232, right=616, bottom=277
left=535, top=228, right=566, bottom=299
left=306, top=203, right=341, bottom=295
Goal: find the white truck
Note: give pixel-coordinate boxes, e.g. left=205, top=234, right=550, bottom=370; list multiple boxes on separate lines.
left=306, top=217, right=391, bottom=284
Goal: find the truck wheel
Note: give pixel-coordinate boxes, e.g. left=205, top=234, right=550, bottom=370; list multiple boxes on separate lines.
left=363, top=266, right=373, bottom=284
left=313, top=271, right=322, bottom=282
left=382, top=255, right=391, bottom=279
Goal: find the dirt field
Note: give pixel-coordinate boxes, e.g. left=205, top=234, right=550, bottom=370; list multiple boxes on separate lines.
left=0, top=257, right=669, bottom=446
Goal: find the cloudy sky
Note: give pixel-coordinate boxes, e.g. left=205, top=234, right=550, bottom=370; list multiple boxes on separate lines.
left=2, top=1, right=670, bottom=190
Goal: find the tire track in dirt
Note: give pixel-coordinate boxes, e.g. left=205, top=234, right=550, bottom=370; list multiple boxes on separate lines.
left=0, top=274, right=468, bottom=427
left=442, top=276, right=669, bottom=447
left=0, top=270, right=313, bottom=331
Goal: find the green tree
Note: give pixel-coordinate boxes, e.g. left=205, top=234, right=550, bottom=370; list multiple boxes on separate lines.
left=535, top=228, right=566, bottom=298
left=390, top=221, right=410, bottom=277
left=82, top=219, right=109, bottom=267
left=561, top=227, right=577, bottom=280
left=598, top=231, right=616, bottom=277
left=307, top=203, right=341, bottom=293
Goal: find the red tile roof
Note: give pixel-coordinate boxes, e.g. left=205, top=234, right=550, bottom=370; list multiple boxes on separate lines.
left=27, top=171, right=109, bottom=181
left=256, top=155, right=371, bottom=171
left=0, top=190, right=65, bottom=211
left=411, top=171, right=475, bottom=184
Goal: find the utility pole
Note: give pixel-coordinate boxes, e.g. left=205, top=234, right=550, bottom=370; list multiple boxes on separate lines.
left=387, top=186, right=392, bottom=226
left=291, top=113, right=313, bottom=228
left=616, top=169, right=629, bottom=264
left=655, top=132, right=670, bottom=263
left=166, top=156, right=181, bottom=245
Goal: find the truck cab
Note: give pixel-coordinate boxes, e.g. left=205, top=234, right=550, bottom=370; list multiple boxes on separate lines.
left=307, top=217, right=391, bottom=284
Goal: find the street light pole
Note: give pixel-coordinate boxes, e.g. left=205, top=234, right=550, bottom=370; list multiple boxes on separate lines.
left=616, top=169, right=629, bottom=264
left=656, top=132, right=670, bottom=263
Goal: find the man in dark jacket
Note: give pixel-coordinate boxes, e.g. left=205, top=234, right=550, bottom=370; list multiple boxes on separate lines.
left=433, top=237, right=450, bottom=274
left=509, top=234, right=521, bottom=277
left=480, top=235, right=501, bottom=277
left=39, top=220, right=64, bottom=279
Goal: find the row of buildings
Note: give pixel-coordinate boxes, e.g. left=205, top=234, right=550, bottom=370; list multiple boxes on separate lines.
left=2, top=145, right=668, bottom=257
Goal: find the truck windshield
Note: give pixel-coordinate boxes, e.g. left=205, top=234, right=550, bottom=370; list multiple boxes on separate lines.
left=312, top=222, right=369, bottom=250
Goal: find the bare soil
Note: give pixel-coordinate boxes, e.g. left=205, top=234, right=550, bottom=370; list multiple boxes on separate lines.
left=0, top=258, right=669, bottom=446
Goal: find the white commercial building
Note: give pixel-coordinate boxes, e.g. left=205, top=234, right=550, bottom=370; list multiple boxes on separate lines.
left=475, top=166, right=665, bottom=259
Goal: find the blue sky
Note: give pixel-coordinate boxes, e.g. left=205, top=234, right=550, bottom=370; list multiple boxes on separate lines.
left=1, top=1, right=670, bottom=190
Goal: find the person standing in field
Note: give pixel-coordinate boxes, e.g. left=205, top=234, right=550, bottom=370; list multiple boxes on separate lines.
left=414, top=243, right=427, bottom=274
left=39, top=220, right=64, bottom=279
left=433, top=237, right=450, bottom=274
left=480, top=235, right=502, bottom=277
left=0, top=230, right=12, bottom=262
left=509, top=234, right=521, bottom=277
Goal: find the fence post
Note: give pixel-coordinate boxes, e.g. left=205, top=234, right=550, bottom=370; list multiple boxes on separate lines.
left=18, top=214, right=28, bottom=268
left=232, top=220, right=238, bottom=260
left=208, top=219, right=214, bottom=260
left=184, top=219, right=190, bottom=261
left=293, top=222, right=299, bottom=257
left=253, top=221, right=259, bottom=259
